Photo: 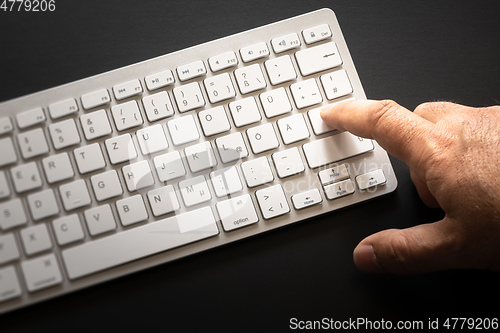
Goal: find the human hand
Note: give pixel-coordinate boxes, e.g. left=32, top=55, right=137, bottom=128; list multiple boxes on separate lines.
left=320, top=100, right=500, bottom=274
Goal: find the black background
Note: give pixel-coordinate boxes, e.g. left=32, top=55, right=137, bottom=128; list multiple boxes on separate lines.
left=2, top=0, right=500, bottom=331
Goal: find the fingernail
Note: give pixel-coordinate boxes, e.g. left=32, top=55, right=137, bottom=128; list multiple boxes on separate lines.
left=353, top=244, right=384, bottom=273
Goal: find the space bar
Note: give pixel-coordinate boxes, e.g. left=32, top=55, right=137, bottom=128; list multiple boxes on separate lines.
left=62, top=206, right=219, bottom=280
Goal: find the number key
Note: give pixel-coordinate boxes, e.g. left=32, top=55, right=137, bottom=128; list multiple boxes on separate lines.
left=80, top=109, right=113, bottom=140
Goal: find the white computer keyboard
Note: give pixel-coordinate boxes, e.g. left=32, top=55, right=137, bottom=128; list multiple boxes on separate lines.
left=0, top=8, right=397, bottom=313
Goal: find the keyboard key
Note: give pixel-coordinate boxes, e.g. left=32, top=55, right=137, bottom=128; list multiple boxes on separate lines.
left=74, top=143, right=106, bottom=174
left=113, top=79, right=143, bottom=100
left=145, top=69, right=175, bottom=91
left=302, top=23, right=332, bottom=44
left=142, top=91, right=175, bottom=122
left=228, top=96, right=262, bottom=128
left=246, top=123, right=279, bottom=154
left=272, top=147, right=305, bottom=178
left=42, top=152, right=75, bottom=184
left=290, top=78, right=323, bottom=109
left=90, top=170, right=123, bottom=201
left=0, top=266, right=23, bottom=302
left=153, top=151, right=186, bottom=182
left=210, top=166, right=243, bottom=197
left=147, top=185, right=180, bottom=217
left=295, top=41, right=342, bottom=76
left=259, top=87, right=292, bottom=118
left=52, top=214, right=85, bottom=246
left=203, top=73, right=236, bottom=104
left=240, top=42, right=270, bottom=62
left=324, top=179, right=355, bottom=200
left=59, top=179, right=92, bottom=211
left=0, top=137, right=17, bottom=167
left=179, top=175, right=212, bottom=207
left=198, top=106, right=231, bottom=136
left=0, top=234, right=20, bottom=264
left=255, top=184, right=290, bottom=219
left=11, top=162, right=43, bottom=193
left=302, top=132, right=374, bottom=169
left=62, top=206, right=219, bottom=280
left=208, top=51, right=238, bottom=72
left=21, top=253, right=63, bottom=292
left=20, top=223, right=53, bottom=256
left=26, top=189, right=60, bottom=221
left=167, top=114, right=200, bottom=146
left=177, top=60, right=207, bottom=81
left=0, top=171, right=11, bottom=199
left=16, top=107, right=46, bottom=129
left=49, top=119, right=81, bottom=150
left=184, top=141, right=217, bottom=173
left=234, top=64, right=267, bottom=94
left=264, top=55, right=297, bottom=85
left=320, top=70, right=353, bottom=100
left=84, top=204, right=117, bottom=236
left=17, top=128, right=49, bottom=159
left=355, top=169, right=387, bottom=190
left=0, top=199, right=27, bottom=230
left=271, top=33, right=301, bottom=53
left=216, top=194, right=259, bottom=231
left=81, top=88, right=111, bottom=110
left=173, top=82, right=205, bottom=112
left=111, top=100, right=144, bottom=131
left=0, top=116, right=14, bottom=135
left=80, top=109, right=113, bottom=140
left=241, top=156, right=274, bottom=188
left=105, top=133, right=138, bottom=165
left=48, top=98, right=79, bottom=119
left=116, top=195, right=149, bottom=226
left=122, top=160, right=154, bottom=192
left=277, top=113, right=310, bottom=144
left=318, top=164, right=350, bottom=185
left=291, top=188, right=322, bottom=210
left=136, top=124, right=169, bottom=155
left=308, top=106, right=336, bottom=135
left=215, top=132, right=249, bottom=163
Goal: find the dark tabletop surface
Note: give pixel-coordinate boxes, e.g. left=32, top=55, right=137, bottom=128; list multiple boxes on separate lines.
left=2, top=0, right=499, bottom=331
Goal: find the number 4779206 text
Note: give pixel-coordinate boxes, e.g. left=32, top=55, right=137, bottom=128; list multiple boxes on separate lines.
left=1, top=0, right=55, bottom=12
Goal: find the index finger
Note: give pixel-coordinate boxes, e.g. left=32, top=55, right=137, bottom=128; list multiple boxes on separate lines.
left=320, top=99, right=433, bottom=164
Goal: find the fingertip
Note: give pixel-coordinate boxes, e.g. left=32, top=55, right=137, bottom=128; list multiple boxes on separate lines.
left=353, top=243, right=384, bottom=274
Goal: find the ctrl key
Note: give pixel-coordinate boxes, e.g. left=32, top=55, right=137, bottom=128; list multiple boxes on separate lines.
left=0, top=266, right=23, bottom=302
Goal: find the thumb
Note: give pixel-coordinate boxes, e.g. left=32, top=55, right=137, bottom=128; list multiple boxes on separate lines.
left=353, top=218, right=462, bottom=275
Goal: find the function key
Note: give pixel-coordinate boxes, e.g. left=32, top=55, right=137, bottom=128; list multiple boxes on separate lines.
left=0, top=116, right=13, bottom=135
left=240, top=42, right=270, bottom=63
left=177, top=60, right=207, bottom=82
left=208, top=51, right=238, bottom=72
left=16, top=107, right=46, bottom=129
left=302, top=24, right=332, bottom=44
left=113, top=79, right=143, bottom=101
left=48, top=98, right=79, bottom=119
left=81, top=88, right=111, bottom=110
left=145, top=70, right=175, bottom=91
left=271, top=33, right=301, bottom=53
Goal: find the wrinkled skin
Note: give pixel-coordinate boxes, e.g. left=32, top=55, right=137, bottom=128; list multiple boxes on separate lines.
left=321, top=100, right=500, bottom=275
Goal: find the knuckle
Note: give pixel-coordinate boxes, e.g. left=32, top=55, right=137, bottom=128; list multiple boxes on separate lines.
left=372, top=99, right=400, bottom=129
left=382, top=230, right=416, bottom=274
left=414, top=102, right=434, bottom=116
